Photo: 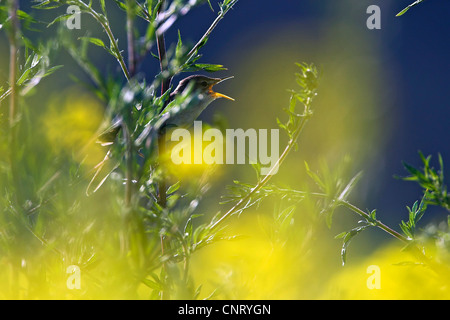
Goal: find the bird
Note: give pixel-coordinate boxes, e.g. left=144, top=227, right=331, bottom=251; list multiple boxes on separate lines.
left=97, top=74, right=234, bottom=145
left=162, top=74, right=234, bottom=128
left=88, top=75, right=234, bottom=195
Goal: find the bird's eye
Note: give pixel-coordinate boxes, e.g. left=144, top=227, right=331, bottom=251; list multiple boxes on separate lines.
left=201, top=81, right=208, bottom=87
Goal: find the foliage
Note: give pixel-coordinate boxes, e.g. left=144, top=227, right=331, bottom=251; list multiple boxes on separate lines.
left=0, top=0, right=449, bottom=300
left=1, top=0, right=243, bottom=299
left=400, top=152, right=449, bottom=212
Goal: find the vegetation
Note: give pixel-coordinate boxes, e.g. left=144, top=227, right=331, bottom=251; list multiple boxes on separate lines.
left=0, top=0, right=448, bottom=299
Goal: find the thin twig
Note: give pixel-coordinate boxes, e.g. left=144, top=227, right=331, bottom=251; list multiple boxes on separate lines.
left=157, top=33, right=170, bottom=97
left=7, top=0, right=23, bottom=206
left=124, top=0, right=137, bottom=208
left=209, top=105, right=312, bottom=231
left=73, top=0, right=131, bottom=81
left=8, top=0, right=18, bottom=129
left=244, top=186, right=410, bottom=243
left=187, top=1, right=237, bottom=59
left=182, top=0, right=238, bottom=72
left=0, top=88, right=12, bottom=106
left=156, top=0, right=170, bottom=300
left=126, top=0, right=136, bottom=77
left=156, top=0, right=169, bottom=208
left=340, top=201, right=409, bottom=243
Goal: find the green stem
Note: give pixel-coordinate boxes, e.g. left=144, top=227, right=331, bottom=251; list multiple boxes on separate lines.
left=340, top=201, right=409, bottom=243
left=186, top=5, right=228, bottom=58
left=6, top=0, right=19, bottom=299
left=156, top=0, right=168, bottom=208
left=155, top=0, right=170, bottom=300
left=124, top=0, right=136, bottom=208
left=98, top=19, right=130, bottom=81
left=126, top=0, right=136, bottom=77
left=74, top=0, right=131, bottom=81
left=184, top=0, right=238, bottom=68
left=8, top=0, right=18, bottom=129
left=209, top=101, right=312, bottom=231
left=7, top=0, right=22, bottom=206
left=123, top=126, right=134, bottom=208
left=0, top=88, right=12, bottom=106
left=265, top=187, right=410, bottom=243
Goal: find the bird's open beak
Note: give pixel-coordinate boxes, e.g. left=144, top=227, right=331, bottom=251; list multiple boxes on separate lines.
left=210, top=76, right=235, bottom=101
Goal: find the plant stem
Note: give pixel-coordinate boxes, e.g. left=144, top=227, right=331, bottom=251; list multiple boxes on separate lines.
left=156, top=0, right=169, bottom=208
left=266, top=187, right=410, bottom=243
left=339, top=199, right=447, bottom=275
left=340, top=201, right=409, bottom=242
left=8, top=0, right=18, bottom=129
left=7, top=0, right=23, bottom=207
left=126, top=0, right=136, bottom=77
left=157, top=131, right=167, bottom=208
left=157, top=2, right=170, bottom=98
left=186, top=0, right=238, bottom=61
left=124, top=0, right=137, bottom=208
left=0, top=88, right=12, bottom=107
left=123, top=127, right=134, bottom=208
left=156, top=0, right=170, bottom=300
left=6, top=0, right=19, bottom=299
left=74, top=0, right=131, bottom=81
left=209, top=103, right=312, bottom=231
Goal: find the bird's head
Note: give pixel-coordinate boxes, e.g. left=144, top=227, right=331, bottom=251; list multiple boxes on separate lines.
left=172, top=75, right=235, bottom=102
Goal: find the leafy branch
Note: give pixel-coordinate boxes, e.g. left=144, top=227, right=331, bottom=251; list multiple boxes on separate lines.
left=155, top=63, right=321, bottom=275
left=399, top=152, right=449, bottom=212
left=185, top=0, right=238, bottom=66
left=208, top=63, right=318, bottom=232
left=399, top=193, right=428, bottom=240
left=35, top=0, right=131, bottom=80
left=225, top=170, right=410, bottom=265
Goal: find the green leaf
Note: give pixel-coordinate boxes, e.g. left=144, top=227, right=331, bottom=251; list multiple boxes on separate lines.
left=438, top=153, right=445, bottom=182
left=113, top=0, right=128, bottom=12
left=32, top=1, right=62, bottom=9
left=186, top=63, right=227, bottom=72
left=399, top=192, right=428, bottom=239
left=250, top=161, right=261, bottom=181
left=16, top=67, right=34, bottom=86
left=21, top=36, right=38, bottom=52
left=276, top=117, right=287, bottom=131
left=277, top=205, right=296, bottom=233
left=79, top=36, right=107, bottom=49
left=141, top=277, right=163, bottom=291
left=206, top=0, right=214, bottom=12
left=289, top=95, right=297, bottom=113
left=336, top=224, right=371, bottom=266
left=46, top=13, right=72, bottom=28
left=175, top=30, right=184, bottom=58
left=43, top=65, right=63, bottom=77
left=337, top=171, right=363, bottom=202
left=304, top=161, right=326, bottom=192
left=167, top=181, right=181, bottom=195
left=100, top=0, right=107, bottom=14
left=184, top=217, right=193, bottom=237
left=402, top=162, right=424, bottom=181
left=79, top=36, right=116, bottom=57
left=17, top=9, right=37, bottom=23
left=396, top=7, right=410, bottom=17
left=367, top=209, right=377, bottom=224
left=324, top=206, right=337, bottom=229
